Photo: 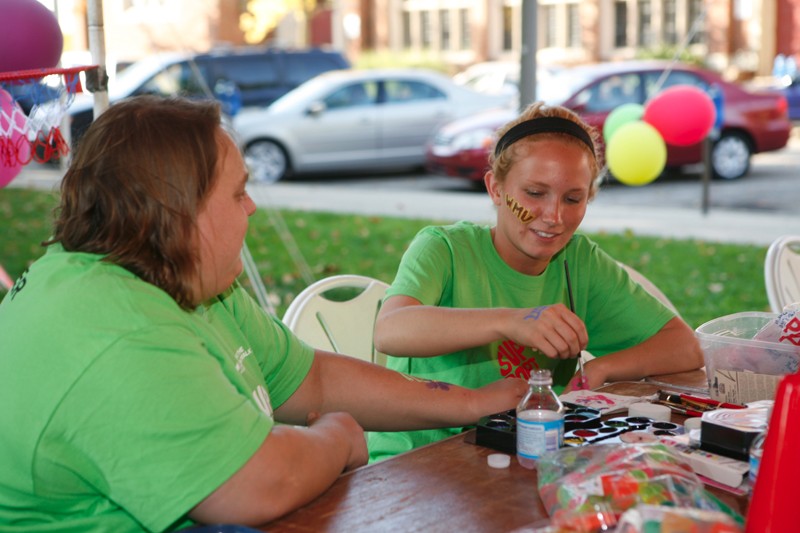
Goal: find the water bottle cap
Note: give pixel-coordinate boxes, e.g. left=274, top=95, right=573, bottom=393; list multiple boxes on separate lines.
left=528, top=369, right=553, bottom=386
left=487, top=453, right=511, bottom=469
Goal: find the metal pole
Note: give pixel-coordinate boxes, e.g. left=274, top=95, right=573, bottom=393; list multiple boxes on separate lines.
left=701, top=137, right=711, bottom=215
left=519, top=0, right=538, bottom=111
left=701, top=85, right=724, bottom=216
left=86, top=0, right=109, bottom=118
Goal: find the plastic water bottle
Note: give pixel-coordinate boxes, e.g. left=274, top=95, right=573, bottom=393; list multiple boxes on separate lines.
left=516, top=369, right=564, bottom=469
left=748, top=429, right=767, bottom=486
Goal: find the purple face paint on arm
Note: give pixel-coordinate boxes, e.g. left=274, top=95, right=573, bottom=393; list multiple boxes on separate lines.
left=425, top=381, right=451, bottom=391
left=525, top=306, right=548, bottom=320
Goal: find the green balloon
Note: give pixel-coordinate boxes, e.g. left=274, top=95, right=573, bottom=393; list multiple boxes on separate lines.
left=603, top=103, right=645, bottom=143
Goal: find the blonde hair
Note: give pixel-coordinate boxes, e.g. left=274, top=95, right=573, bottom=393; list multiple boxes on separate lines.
left=489, top=102, right=604, bottom=198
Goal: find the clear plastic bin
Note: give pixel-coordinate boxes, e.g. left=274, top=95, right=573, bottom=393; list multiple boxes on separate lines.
left=695, top=312, right=800, bottom=398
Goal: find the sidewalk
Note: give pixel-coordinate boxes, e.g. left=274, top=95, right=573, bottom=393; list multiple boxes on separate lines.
left=245, top=182, right=797, bottom=247
left=10, top=163, right=798, bottom=247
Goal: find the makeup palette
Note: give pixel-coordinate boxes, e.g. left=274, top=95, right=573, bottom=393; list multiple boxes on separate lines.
left=474, top=403, right=684, bottom=454
left=563, top=416, right=684, bottom=447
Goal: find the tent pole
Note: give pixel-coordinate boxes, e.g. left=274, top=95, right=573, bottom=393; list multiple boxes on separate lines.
left=86, top=0, right=109, bottom=118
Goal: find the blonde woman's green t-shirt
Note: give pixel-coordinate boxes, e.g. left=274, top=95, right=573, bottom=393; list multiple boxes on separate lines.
left=368, top=222, right=674, bottom=462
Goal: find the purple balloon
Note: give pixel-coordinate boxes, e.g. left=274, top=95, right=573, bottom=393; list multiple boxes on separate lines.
left=0, top=0, right=64, bottom=72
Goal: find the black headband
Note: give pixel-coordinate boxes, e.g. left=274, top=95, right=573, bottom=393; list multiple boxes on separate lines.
left=494, top=116, right=595, bottom=158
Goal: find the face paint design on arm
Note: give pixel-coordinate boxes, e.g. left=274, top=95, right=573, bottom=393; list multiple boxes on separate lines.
left=400, top=373, right=452, bottom=391
left=525, top=306, right=548, bottom=320
left=505, top=193, right=536, bottom=223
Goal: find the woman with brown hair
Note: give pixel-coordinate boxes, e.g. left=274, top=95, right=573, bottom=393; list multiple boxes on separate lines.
left=0, top=95, right=526, bottom=532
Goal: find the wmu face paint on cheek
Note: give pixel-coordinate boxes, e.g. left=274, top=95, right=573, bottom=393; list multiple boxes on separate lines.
left=505, top=193, right=537, bottom=223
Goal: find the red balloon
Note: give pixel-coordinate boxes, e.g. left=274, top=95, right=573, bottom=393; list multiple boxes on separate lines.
left=0, top=0, right=64, bottom=72
left=643, top=85, right=716, bottom=146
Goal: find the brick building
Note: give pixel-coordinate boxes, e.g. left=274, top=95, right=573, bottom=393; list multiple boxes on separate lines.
left=51, top=0, right=800, bottom=78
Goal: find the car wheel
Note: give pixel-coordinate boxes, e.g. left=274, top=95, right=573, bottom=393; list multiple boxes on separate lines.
left=711, top=132, right=751, bottom=180
left=245, top=139, right=290, bottom=183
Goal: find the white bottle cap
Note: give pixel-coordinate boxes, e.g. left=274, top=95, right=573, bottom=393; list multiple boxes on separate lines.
left=628, top=402, right=671, bottom=422
left=684, top=416, right=702, bottom=432
left=487, top=453, right=511, bottom=469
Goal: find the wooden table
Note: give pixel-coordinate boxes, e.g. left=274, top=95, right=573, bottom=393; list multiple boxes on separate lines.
left=260, top=370, right=748, bottom=532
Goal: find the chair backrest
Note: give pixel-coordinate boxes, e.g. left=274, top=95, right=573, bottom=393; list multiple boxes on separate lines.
left=765, top=235, right=800, bottom=312
left=282, top=274, right=390, bottom=365
left=618, top=262, right=679, bottom=316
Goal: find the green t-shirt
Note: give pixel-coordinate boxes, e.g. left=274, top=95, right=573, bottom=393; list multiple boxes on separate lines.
left=368, top=221, right=674, bottom=461
left=0, top=245, right=314, bottom=532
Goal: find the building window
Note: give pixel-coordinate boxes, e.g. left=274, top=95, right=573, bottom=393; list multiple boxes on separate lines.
left=688, top=0, right=705, bottom=44
left=637, top=0, right=652, bottom=47
left=440, top=9, right=451, bottom=50
left=502, top=5, right=513, bottom=51
left=421, top=10, right=432, bottom=48
left=567, top=3, right=580, bottom=48
left=402, top=11, right=412, bottom=48
left=663, top=0, right=677, bottom=45
left=459, top=8, right=471, bottom=49
left=614, top=1, right=627, bottom=47
left=542, top=4, right=557, bottom=48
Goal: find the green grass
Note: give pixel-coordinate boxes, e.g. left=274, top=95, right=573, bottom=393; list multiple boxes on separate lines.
left=1, top=187, right=770, bottom=328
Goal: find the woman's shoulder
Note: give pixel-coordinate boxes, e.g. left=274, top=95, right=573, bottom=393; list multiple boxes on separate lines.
left=563, top=234, right=621, bottom=273
left=568, top=232, right=598, bottom=248
left=412, top=222, right=491, bottom=255
left=420, top=221, right=490, bottom=240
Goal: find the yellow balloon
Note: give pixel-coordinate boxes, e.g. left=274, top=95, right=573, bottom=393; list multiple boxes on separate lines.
left=605, top=121, right=666, bottom=186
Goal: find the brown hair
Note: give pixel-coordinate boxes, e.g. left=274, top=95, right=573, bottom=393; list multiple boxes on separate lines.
left=489, top=102, right=604, bottom=198
left=46, top=95, right=224, bottom=309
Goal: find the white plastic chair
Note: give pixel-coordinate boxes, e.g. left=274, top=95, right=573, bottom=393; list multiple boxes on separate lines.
left=282, top=274, right=390, bottom=365
left=765, top=235, right=800, bottom=312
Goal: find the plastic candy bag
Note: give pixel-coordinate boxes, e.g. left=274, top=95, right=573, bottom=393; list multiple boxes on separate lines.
left=537, top=443, right=731, bottom=531
left=616, top=504, right=742, bottom=533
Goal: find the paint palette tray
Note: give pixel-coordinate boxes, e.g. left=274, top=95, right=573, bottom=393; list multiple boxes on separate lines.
left=474, top=403, right=684, bottom=454
left=564, top=416, right=684, bottom=447
left=474, top=402, right=603, bottom=454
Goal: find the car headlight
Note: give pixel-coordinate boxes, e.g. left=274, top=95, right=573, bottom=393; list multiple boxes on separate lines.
left=451, top=128, right=497, bottom=151
left=430, top=127, right=496, bottom=157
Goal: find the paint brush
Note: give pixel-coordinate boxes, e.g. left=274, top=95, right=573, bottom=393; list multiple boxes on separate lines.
left=653, top=399, right=705, bottom=418
left=564, top=260, right=588, bottom=390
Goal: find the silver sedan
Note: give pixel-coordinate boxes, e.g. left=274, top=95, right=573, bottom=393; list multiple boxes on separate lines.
left=233, top=68, right=513, bottom=182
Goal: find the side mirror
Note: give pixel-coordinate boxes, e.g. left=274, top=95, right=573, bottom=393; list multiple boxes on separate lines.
left=307, top=101, right=326, bottom=116
left=214, top=80, right=242, bottom=117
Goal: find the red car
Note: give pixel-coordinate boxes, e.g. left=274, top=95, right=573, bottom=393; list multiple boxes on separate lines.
left=427, top=60, right=791, bottom=182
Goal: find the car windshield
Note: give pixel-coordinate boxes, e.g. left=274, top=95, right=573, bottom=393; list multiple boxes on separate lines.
left=537, top=69, right=595, bottom=105
left=108, top=54, right=190, bottom=99
left=269, top=75, right=334, bottom=112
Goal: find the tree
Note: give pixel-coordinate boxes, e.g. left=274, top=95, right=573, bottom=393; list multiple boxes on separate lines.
left=239, top=0, right=322, bottom=45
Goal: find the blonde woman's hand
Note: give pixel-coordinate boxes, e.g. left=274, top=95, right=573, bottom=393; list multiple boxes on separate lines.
left=505, top=304, right=588, bottom=360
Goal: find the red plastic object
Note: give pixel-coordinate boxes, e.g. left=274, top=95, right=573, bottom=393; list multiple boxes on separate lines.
left=745, top=372, right=800, bottom=532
